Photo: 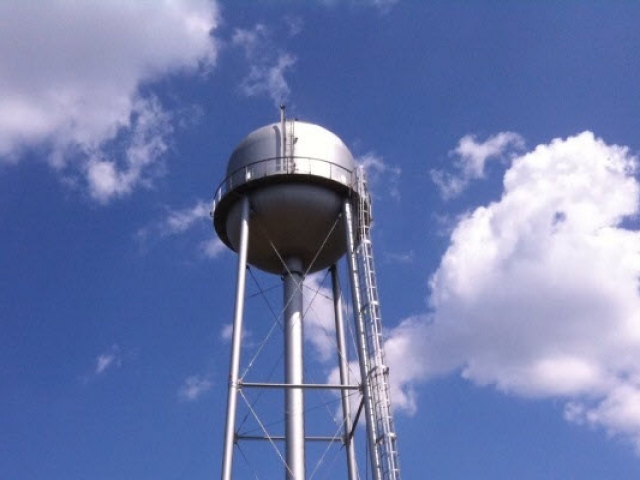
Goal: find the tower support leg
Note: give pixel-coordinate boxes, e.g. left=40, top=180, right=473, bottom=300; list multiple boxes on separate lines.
left=330, top=264, right=358, bottom=480
left=343, top=199, right=382, bottom=480
left=283, top=259, right=306, bottom=479
left=221, top=196, right=250, bottom=480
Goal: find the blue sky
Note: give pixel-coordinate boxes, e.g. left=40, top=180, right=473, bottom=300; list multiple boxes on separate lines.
left=3, top=1, right=640, bottom=478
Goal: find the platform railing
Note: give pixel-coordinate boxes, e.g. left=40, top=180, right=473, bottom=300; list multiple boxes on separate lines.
left=212, top=157, right=356, bottom=213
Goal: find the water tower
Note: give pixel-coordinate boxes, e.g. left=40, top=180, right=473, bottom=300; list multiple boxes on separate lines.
left=212, top=107, right=400, bottom=480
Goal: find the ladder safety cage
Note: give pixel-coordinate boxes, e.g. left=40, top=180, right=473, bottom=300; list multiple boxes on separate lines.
left=352, top=167, right=401, bottom=480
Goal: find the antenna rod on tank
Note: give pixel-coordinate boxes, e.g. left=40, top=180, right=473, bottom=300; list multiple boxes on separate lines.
left=280, top=104, right=286, bottom=160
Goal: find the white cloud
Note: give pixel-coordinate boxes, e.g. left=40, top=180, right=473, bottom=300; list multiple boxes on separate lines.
left=326, top=316, right=425, bottom=417
left=303, top=273, right=340, bottom=362
left=95, top=345, right=121, bottom=375
left=303, top=269, right=419, bottom=417
left=284, top=15, right=304, bottom=37
left=357, top=152, right=402, bottom=200
left=380, top=319, right=428, bottom=414
left=232, top=23, right=297, bottom=107
left=320, top=0, right=399, bottom=12
left=220, top=323, right=252, bottom=344
left=162, top=200, right=211, bottom=235
left=0, top=1, right=219, bottom=202
left=316, top=312, right=430, bottom=417
left=220, top=324, right=234, bottom=342
left=137, top=200, right=226, bottom=259
left=364, top=0, right=399, bottom=12
left=178, top=375, right=213, bottom=402
left=386, top=131, right=640, bottom=449
left=240, top=53, right=296, bottom=105
left=85, top=96, right=173, bottom=203
left=566, top=384, right=640, bottom=452
left=201, top=237, right=226, bottom=259
left=384, top=250, right=415, bottom=264
left=431, top=132, right=524, bottom=199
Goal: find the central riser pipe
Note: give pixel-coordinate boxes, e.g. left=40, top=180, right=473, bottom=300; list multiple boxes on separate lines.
left=283, top=262, right=305, bottom=480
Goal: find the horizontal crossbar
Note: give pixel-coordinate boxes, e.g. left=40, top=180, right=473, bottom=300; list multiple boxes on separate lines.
left=237, top=435, right=342, bottom=443
left=240, top=381, right=360, bottom=391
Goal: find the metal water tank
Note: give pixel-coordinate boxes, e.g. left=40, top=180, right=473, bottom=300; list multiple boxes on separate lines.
left=213, top=111, right=357, bottom=274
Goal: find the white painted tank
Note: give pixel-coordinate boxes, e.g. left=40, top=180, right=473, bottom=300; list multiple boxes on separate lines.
left=213, top=117, right=357, bottom=274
